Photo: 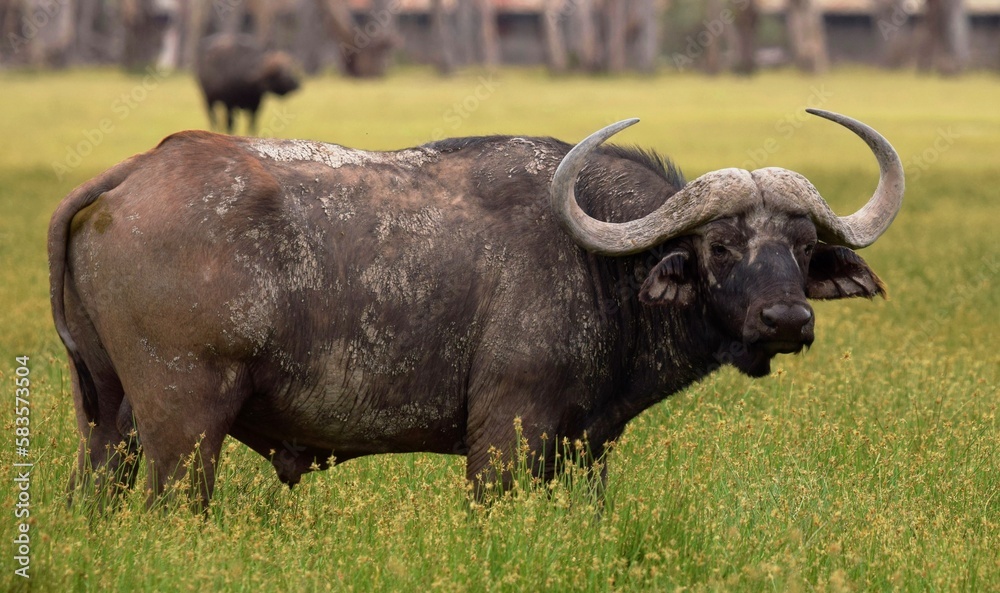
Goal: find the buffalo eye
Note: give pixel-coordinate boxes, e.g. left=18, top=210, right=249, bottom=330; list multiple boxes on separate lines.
left=803, top=243, right=815, bottom=257
left=710, top=243, right=729, bottom=260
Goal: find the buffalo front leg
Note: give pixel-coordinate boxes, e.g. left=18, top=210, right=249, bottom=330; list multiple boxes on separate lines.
left=464, top=374, right=562, bottom=502
left=464, top=372, right=609, bottom=505
left=466, top=429, right=610, bottom=509
left=465, top=416, right=574, bottom=503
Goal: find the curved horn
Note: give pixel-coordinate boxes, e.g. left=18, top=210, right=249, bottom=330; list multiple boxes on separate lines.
left=549, top=119, right=642, bottom=255
left=550, top=120, right=759, bottom=256
left=801, top=109, right=905, bottom=248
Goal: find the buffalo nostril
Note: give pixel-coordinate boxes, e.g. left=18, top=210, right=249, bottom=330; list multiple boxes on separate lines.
left=761, top=304, right=813, bottom=329
left=761, top=306, right=781, bottom=328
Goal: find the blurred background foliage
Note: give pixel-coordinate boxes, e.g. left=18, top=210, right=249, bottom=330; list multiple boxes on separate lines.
left=1, top=0, right=996, bottom=77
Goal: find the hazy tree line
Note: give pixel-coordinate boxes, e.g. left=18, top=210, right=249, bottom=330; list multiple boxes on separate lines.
left=0, top=0, right=981, bottom=76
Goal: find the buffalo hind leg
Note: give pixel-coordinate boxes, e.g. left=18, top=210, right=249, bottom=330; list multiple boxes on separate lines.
left=138, top=408, right=230, bottom=511
left=123, top=364, right=248, bottom=511
left=64, top=306, right=142, bottom=509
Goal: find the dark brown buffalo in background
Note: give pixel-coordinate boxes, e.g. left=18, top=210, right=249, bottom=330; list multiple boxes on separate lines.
left=195, top=33, right=301, bottom=135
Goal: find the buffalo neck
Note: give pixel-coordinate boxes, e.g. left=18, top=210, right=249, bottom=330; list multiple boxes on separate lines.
left=580, top=254, right=723, bottom=448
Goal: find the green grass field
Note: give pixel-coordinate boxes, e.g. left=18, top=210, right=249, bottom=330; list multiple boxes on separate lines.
left=1, top=67, right=997, bottom=592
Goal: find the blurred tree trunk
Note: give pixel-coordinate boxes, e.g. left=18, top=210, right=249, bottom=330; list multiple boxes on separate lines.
left=180, top=0, right=207, bottom=68
left=431, top=0, right=455, bottom=74
left=629, top=0, right=659, bottom=74
left=295, top=0, right=327, bottom=74
left=568, top=0, right=598, bottom=71
left=454, top=0, right=497, bottom=67
left=475, top=0, right=498, bottom=66
left=156, top=0, right=182, bottom=71
left=732, top=0, right=758, bottom=75
left=256, top=0, right=304, bottom=49
left=315, top=0, right=394, bottom=77
left=250, top=0, right=277, bottom=46
left=20, top=0, right=76, bottom=67
left=74, top=0, right=100, bottom=62
left=216, top=0, right=245, bottom=34
left=121, top=0, right=172, bottom=70
left=917, top=0, right=969, bottom=75
left=1, top=0, right=28, bottom=65
left=942, top=0, right=970, bottom=73
left=454, top=0, right=475, bottom=65
left=315, top=0, right=355, bottom=50
left=915, top=0, right=942, bottom=71
left=603, top=0, right=627, bottom=72
left=702, top=0, right=723, bottom=74
left=786, top=0, right=828, bottom=73
left=543, top=0, right=567, bottom=73
left=873, top=0, right=912, bottom=69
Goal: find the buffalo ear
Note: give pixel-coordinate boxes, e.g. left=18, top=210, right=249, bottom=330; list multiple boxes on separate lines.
left=807, top=244, right=887, bottom=300
left=639, top=250, right=695, bottom=307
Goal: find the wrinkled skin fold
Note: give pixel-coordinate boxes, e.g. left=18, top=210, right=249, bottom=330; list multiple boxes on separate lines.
left=49, top=111, right=902, bottom=508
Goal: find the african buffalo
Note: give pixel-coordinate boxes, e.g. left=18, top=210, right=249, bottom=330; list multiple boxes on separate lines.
left=49, top=110, right=903, bottom=507
left=195, top=33, right=300, bottom=135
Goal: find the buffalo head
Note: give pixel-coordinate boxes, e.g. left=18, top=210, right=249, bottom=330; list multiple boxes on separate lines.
left=550, top=110, right=904, bottom=376
left=259, top=52, right=301, bottom=97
